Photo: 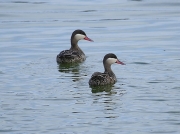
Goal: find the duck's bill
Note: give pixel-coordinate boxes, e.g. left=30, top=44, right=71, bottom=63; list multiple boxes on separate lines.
left=84, top=36, right=94, bottom=42
left=116, top=59, right=125, bottom=65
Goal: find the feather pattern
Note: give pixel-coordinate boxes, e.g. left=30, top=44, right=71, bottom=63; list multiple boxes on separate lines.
left=89, top=53, right=125, bottom=87
left=56, top=29, right=93, bottom=64
left=56, top=49, right=85, bottom=63
left=89, top=72, right=116, bottom=86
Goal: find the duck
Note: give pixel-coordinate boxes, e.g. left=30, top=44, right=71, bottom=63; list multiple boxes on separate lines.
left=56, top=29, right=93, bottom=63
left=89, top=53, right=125, bottom=87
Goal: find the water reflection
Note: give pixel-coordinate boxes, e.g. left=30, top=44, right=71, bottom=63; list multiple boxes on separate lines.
left=12, top=1, right=46, bottom=4
left=90, top=85, right=114, bottom=93
left=57, top=63, right=80, bottom=74
left=91, top=86, right=125, bottom=119
left=81, top=10, right=96, bottom=12
left=132, top=62, right=150, bottom=65
left=57, top=62, right=83, bottom=83
left=129, top=0, right=143, bottom=1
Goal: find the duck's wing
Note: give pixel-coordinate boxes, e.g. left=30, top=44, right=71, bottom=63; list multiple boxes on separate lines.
left=91, top=72, right=102, bottom=77
left=89, top=73, right=110, bottom=86
left=57, top=50, right=84, bottom=63
left=57, top=50, right=80, bottom=59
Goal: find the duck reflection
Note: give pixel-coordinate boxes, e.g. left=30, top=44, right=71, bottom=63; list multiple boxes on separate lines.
left=91, top=86, right=125, bottom=119
left=58, top=62, right=80, bottom=74
left=57, top=62, right=84, bottom=82
left=90, top=85, right=114, bottom=93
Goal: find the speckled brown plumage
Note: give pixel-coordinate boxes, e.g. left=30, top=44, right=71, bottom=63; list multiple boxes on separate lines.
left=56, top=29, right=93, bottom=64
left=89, top=53, right=125, bottom=87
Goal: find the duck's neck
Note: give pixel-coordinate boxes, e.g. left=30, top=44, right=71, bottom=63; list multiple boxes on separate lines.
left=70, top=41, right=84, bottom=54
left=104, top=63, right=116, bottom=80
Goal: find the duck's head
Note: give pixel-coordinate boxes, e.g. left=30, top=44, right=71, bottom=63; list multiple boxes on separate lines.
left=71, top=29, right=93, bottom=43
left=103, top=53, right=125, bottom=66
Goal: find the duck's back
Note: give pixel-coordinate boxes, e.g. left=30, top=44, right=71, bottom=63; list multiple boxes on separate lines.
left=56, top=49, right=85, bottom=63
left=89, top=72, right=116, bottom=86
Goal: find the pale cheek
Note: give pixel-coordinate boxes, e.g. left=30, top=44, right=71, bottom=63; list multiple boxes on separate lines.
left=106, top=58, right=116, bottom=65
left=74, top=34, right=85, bottom=41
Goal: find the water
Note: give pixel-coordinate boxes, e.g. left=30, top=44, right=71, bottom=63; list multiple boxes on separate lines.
left=0, top=0, right=180, bottom=133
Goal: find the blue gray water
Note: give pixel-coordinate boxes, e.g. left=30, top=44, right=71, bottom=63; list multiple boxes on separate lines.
left=0, top=0, right=180, bottom=133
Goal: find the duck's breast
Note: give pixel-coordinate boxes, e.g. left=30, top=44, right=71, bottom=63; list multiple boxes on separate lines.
left=57, top=50, right=85, bottom=63
left=89, top=73, right=115, bottom=86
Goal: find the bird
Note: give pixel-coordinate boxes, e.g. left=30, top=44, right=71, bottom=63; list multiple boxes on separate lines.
left=89, top=53, right=125, bottom=87
left=56, top=29, right=93, bottom=63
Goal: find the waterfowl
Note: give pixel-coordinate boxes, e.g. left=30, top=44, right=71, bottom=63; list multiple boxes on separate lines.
left=56, top=29, right=93, bottom=63
left=89, top=53, right=125, bottom=87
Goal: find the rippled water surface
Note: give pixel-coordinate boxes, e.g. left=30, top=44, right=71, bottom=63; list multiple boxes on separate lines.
left=1, top=0, right=180, bottom=133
